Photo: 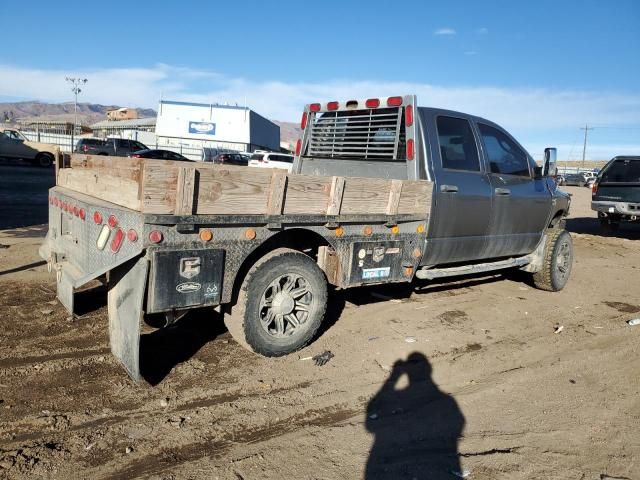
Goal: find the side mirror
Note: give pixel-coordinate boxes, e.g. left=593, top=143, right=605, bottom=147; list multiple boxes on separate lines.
left=543, top=147, right=557, bottom=177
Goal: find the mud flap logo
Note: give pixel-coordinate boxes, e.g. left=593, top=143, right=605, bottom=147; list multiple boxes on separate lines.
left=176, top=282, right=201, bottom=294
left=179, top=257, right=201, bottom=279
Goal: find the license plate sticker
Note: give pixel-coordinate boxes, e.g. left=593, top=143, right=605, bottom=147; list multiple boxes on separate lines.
left=362, top=267, right=391, bottom=280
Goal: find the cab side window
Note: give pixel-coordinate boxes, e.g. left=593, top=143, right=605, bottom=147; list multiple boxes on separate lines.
left=477, top=123, right=530, bottom=177
left=436, top=116, right=481, bottom=172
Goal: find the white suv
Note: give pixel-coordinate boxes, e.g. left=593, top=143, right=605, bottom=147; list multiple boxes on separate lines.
left=248, top=151, right=294, bottom=172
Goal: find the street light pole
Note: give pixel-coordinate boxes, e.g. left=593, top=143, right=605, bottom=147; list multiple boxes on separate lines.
left=65, top=77, right=88, bottom=134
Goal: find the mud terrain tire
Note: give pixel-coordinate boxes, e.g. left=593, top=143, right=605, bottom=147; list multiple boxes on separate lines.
left=533, top=229, right=573, bottom=292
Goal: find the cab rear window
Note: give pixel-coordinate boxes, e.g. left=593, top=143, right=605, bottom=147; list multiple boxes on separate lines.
left=600, top=159, right=640, bottom=183
left=250, top=154, right=264, bottom=161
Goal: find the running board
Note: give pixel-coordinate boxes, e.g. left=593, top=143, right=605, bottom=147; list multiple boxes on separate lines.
left=415, top=256, right=530, bottom=280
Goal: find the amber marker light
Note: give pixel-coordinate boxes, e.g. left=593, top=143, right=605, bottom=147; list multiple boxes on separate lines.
left=390, top=225, right=399, bottom=235
left=335, top=227, right=344, bottom=237
left=245, top=228, right=257, bottom=240
left=200, top=229, right=213, bottom=242
left=416, top=224, right=425, bottom=233
left=363, top=225, right=373, bottom=236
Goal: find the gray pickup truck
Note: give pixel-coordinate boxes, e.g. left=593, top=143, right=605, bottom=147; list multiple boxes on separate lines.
left=40, top=94, right=572, bottom=380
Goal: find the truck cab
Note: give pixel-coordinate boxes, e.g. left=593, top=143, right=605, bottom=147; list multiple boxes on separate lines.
left=294, top=95, right=570, bottom=270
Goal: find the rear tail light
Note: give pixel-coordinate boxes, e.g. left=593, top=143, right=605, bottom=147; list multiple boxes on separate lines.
left=127, top=229, right=138, bottom=242
left=295, top=139, right=302, bottom=156
left=93, top=211, right=103, bottom=224
left=327, top=101, right=339, bottom=111
left=110, top=228, right=124, bottom=253
left=107, top=215, right=118, bottom=228
left=365, top=98, right=380, bottom=108
left=387, top=96, right=403, bottom=107
left=309, top=103, right=321, bottom=112
left=407, top=139, right=415, bottom=161
left=405, top=105, right=414, bottom=126
left=149, top=230, right=163, bottom=243
left=130, top=154, right=141, bottom=158
left=300, top=112, right=307, bottom=130
left=82, top=145, right=89, bottom=152
left=592, top=182, right=598, bottom=195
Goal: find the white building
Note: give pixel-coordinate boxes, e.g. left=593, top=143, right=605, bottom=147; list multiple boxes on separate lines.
left=155, top=100, right=280, bottom=154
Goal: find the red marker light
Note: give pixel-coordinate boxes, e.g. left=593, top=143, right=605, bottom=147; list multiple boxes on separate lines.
left=295, top=139, right=302, bottom=156
left=387, top=96, right=403, bottom=107
left=327, top=101, right=339, bottom=111
left=149, top=230, right=163, bottom=243
left=300, top=111, right=307, bottom=130
left=365, top=98, right=380, bottom=108
left=405, top=104, right=413, bottom=127
left=407, top=139, right=415, bottom=161
left=110, top=228, right=124, bottom=253
left=93, top=211, right=103, bottom=225
left=309, top=103, right=321, bottom=112
left=127, top=229, right=138, bottom=242
left=79, top=208, right=86, bottom=220
left=107, top=215, right=118, bottom=228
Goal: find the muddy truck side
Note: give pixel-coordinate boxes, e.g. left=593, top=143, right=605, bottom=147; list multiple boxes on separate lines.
left=40, top=94, right=572, bottom=380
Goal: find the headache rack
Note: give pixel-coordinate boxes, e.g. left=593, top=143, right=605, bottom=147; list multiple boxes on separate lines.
left=293, top=95, right=419, bottom=180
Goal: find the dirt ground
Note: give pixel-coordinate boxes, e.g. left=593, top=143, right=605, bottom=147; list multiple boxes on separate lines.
left=0, top=185, right=639, bottom=480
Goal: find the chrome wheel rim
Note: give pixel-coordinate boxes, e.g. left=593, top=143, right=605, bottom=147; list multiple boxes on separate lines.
left=259, top=273, right=312, bottom=338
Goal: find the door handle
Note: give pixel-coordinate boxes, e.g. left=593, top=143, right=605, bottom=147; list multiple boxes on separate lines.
left=440, top=184, right=459, bottom=193
left=494, top=188, right=511, bottom=196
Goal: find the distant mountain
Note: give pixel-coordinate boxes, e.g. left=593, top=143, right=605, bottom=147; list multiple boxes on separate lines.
left=0, top=101, right=156, bottom=125
left=272, top=120, right=301, bottom=148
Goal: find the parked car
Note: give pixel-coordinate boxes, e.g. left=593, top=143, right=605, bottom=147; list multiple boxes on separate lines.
left=591, top=156, right=640, bottom=231
left=248, top=152, right=294, bottom=172
left=213, top=152, right=248, bottom=166
left=75, top=138, right=148, bottom=156
left=560, top=172, right=589, bottom=186
left=0, top=128, right=59, bottom=167
left=128, top=149, right=192, bottom=161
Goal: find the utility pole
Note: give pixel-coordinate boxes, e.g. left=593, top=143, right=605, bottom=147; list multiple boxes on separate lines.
left=65, top=77, right=88, bottom=134
left=580, top=124, right=594, bottom=169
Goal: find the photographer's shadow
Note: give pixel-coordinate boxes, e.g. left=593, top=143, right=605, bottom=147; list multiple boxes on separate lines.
left=365, top=352, right=465, bottom=479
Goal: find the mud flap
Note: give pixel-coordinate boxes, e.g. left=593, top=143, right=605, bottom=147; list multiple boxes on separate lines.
left=57, top=268, right=75, bottom=314
left=107, top=257, right=149, bottom=382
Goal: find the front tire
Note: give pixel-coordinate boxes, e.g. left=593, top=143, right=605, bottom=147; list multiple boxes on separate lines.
left=533, top=229, right=573, bottom=292
left=225, top=248, right=327, bottom=356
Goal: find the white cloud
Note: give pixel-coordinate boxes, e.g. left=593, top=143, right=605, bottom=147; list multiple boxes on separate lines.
left=434, top=28, right=456, bottom=36
left=464, top=50, right=478, bottom=56
left=476, top=27, right=489, bottom=34
left=1, top=63, right=639, bottom=159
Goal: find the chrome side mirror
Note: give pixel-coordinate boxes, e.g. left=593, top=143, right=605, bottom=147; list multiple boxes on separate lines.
left=543, top=147, right=557, bottom=177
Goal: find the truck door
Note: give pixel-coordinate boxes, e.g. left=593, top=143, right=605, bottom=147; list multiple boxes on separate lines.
left=421, top=113, right=493, bottom=265
left=475, top=122, right=552, bottom=257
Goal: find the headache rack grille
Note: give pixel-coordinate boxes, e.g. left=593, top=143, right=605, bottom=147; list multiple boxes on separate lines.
left=307, top=107, right=405, bottom=160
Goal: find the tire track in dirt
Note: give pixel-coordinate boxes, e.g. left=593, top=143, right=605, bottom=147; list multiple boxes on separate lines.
left=107, top=404, right=359, bottom=480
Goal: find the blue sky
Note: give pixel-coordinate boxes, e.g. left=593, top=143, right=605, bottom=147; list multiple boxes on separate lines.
left=1, top=0, right=639, bottom=159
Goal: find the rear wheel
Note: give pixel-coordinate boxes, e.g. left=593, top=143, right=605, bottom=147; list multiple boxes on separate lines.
left=532, top=229, right=573, bottom=292
left=224, top=248, right=327, bottom=356
left=35, top=153, right=54, bottom=167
